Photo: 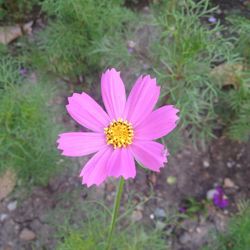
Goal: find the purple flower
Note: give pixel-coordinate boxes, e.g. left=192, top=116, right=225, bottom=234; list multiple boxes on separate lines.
left=128, top=47, right=134, bottom=54
left=19, top=67, right=28, bottom=76
left=179, top=207, right=187, bottom=213
left=208, top=16, right=217, bottom=23
left=213, top=187, right=229, bottom=209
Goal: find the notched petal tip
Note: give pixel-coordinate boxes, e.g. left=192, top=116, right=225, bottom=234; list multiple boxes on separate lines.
left=172, top=108, right=180, bottom=125
left=142, top=75, right=160, bottom=89
left=67, top=92, right=81, bottom=103
left=81, top=179, right=96, bottom=188
left=143, top=74, right=156, bottom=81
left=163, top=148, right=169, bottom=163
left=110, top=173, right=136, bottom=180
left=110, top=68, right=121, bottom=74
left=103, top=68, right=121, bottom=77
left=81, top=177, right=104, bottom=188
left=56, top=135, right=64, bottom=150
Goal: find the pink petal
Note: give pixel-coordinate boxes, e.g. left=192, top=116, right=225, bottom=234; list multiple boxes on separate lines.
left=134, top=105, right=179, bottom=140
left=66, top=93, right=110, bottom=132
left=80, top=147, right=112, bottom=187
left=108, top=147, right=136, bottom=179
left=57, top=132, right=106, bottom=157
left=101, top=68, right=126, bottom=120
left=124, top=75, right=160, bottom=127
left=131, top=140, right=168, bottom=172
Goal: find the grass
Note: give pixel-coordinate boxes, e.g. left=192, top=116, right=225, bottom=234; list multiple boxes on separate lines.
left=151, top=0, right=233, bottom=146
left=45, top=188, right=168, bottom=250
left=228, top=15, right=250, bottom=61
left=13, top=0, right=250, bottom=147
left=0, top=55, right=63, bottom=185
left=26, top=0, right=135, bottom=80
left=57, top=221, right=167, bottom=250
left=0, top=0, right=41, bottom=24
left=151, top=0, right=250, bottom=146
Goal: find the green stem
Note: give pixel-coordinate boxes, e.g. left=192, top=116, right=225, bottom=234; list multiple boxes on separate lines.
left=106, top=177, right=125, bottom=250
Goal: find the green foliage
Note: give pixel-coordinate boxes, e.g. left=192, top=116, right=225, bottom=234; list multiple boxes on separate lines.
left=0, top=56, right=62, bottom=185
left=202, top=202, right=250, bottom=250
left=29, top=0, right=134, bottom=78
left=57, top=231, right=95, bottom=250
left=0, top=55, right=20, bottom=89
left=228, top=15, right=250, bottom=61
left=222, top=72, right=250, bottom=141
left=55, top=200, right=167, bottom=250
left=152, top=0, right=237, bottom=145
left=0, top=0, right=41, bottom=24
left=180, top=197, right=207, bottom=218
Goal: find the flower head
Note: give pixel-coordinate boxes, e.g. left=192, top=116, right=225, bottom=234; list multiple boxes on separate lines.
left=19, top=67, right=28, bottom=76
left=57, top=68, right=179, bottom=187
left=213, top=187, right=229, bottom=209
left=208, top=16, right=217, bottom=23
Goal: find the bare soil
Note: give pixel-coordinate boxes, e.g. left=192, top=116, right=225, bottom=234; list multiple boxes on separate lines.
left=0, top=1, right=250, bottom=250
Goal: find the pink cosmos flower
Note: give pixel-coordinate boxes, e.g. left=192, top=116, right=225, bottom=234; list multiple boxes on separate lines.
left=57, top=68, right=179, bottom=187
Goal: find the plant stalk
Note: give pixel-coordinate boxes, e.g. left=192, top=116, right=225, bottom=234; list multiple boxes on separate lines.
left=106, top=177, right=125, bottom=250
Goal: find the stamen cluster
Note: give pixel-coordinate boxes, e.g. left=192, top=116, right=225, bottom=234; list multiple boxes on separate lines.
left=104, top=118, right=134, bottom=149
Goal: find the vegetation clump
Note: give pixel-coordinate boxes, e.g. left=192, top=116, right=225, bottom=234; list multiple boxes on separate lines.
left=152, top=0, right=250, bottom=145
left=30, top=0, right=134, bottom=79
left=0, top=56, right=61, bottom=185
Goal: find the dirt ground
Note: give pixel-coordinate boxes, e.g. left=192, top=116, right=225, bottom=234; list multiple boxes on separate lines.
left=1, top=73, right=249, bottom=249
left=0, top=1, right=250, bottom=250
left=1, top=130, right=249, bottom=250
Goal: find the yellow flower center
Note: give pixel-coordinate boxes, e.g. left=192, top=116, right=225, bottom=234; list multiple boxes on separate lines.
left=104, top=118, right=134, bottom=149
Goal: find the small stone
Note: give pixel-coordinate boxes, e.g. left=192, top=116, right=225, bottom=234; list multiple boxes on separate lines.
left=19, top=228, right=36, bottom=241
left=216, top=9, right=222, bottom=14
left=3, top=245, right=13, bottom=250
left=135, top=204, right=144, bottom=211
left=150, top=214, right=155, bottom=220
left=131, top=210, right=143, bottom=222
left=214, top=214, right=228, bottom=232
left=206, top=189, right=217, bottom=200
left=127, top=40, right=136, bottom=48
left=166, top=176, right=177, bottom=185
left=236, top=163, right=241, bottom=168
left=179, top=232, right=192, bottom=244
left=154, top=208, right=166, bottom=219
left=203, top=160, right=210, bottom=168
left=223, top=178, right=236, bottom=188
left=7, top=201, right=17, bottom=211
left=0, top=169, right=16, bottom=201
left=15, top=224, right=20, bottom=231
left=155, top=221, right=166, bottom=230
left=181, top=219, right=198, bottom=232
left=227, top=161, right=234, bottom=168
left=0, top=213, right=8, bottom=222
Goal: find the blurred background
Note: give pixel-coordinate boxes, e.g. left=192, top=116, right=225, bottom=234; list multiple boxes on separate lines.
left=0, top=0, right=249, bottom=249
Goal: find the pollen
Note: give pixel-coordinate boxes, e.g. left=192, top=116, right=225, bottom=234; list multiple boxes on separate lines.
left=104, top=118, right=134, bottom=149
